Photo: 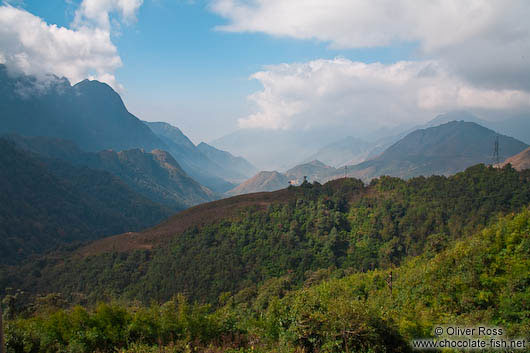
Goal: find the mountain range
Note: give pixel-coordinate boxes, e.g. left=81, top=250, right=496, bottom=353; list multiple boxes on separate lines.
left=5, top=134, right=215, bottom=211
left=0, top=65, right=254, bottom=194
left=305, top=111, right=530, bottom=170
left=143, top=121, right=237, bottom=192
left=285, top=160, right=339, bottom=184
left=197, top=142, right=258, bottom=183
left=230, top=120, right=528, bottom=195
left=210, top=127, right=342, bottom=171
left=342, top=121, right=528, bottom=181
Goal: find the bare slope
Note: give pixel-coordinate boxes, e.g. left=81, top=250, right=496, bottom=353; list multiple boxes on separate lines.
left=226, top=171, right=290, bottom=196
left=497, top=147, right=530, bottom=171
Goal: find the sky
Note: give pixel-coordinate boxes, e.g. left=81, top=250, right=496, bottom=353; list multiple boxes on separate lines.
left=1, top=0, right=529, bottom=143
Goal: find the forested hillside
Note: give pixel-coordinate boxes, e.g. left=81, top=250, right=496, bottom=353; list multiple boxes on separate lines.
left=3, top=207, right=528, bottom=352
left=6, top=134, right=216, bottom=210
left=0, top=139, right=173, bottom=264
left=3, top=164, right=528, bottom=305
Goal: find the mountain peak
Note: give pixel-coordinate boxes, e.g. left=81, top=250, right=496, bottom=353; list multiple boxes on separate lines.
left=341, top=121, right=528, bottom=181
left=426, top=111, right=485, bottom=127
left=227, top=170, right=290, bottom=196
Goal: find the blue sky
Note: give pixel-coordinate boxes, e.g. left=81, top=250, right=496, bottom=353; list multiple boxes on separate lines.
left=11, top=0, right=417, bottom=142
left=2, top=0, right=528, bottom=144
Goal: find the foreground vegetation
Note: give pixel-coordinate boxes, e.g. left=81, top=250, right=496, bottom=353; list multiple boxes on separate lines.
left=3, top=207, right=529, bottom=352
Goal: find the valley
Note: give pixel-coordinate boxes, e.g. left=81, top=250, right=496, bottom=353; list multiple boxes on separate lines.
left=1, top=2, right=529, bottom=352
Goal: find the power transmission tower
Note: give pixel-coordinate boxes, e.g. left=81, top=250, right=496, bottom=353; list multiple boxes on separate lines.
left=493, top=134, right=500, bottom=165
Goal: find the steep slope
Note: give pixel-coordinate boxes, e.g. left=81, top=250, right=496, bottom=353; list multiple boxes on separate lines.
left=226, top=171, right=291, bottom=196
left=497, top=146, right=530, bottom=171
left=0, top=65, right=163, bottom=152
left=197, top=142, right=258, bottom=183
left=6, top=135, right=215, bottom=210
left=261, top=208, right=530, bottom=350
left=304, top=136, right=375, bottom=167
left=144, top=121, right=235, bottom=193
left=343, top=121, right=528, bottom=181
left=285, top=160, right=339, bottom=184
left=0, top=138, right=172, bottom=264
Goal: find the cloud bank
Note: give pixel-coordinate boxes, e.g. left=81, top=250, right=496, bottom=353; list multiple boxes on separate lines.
left=0, top=0, right=143, bottom=90
left=211, top=0, right=530, bottom=129
left=239, top=58, right=530, bottom=130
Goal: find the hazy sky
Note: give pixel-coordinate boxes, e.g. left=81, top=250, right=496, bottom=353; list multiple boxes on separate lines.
left=1, top=0, right=529, bottom=143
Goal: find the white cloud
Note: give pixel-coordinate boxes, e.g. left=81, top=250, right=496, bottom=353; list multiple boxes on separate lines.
left=211, top=0, right=530, bottom=91
left=73, top=0, right=143, bottom=30
left=238, top=58, right=530, bottom=130
left=210, top=0, right=530, bottom=130
left=0, top=0, right=143, bottom=91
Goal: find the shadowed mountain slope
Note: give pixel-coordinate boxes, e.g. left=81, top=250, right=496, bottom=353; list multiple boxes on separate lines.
left=0, top=138, right=172, bottom=264
left=0, top=66, right=236, bottom=194
left=144, top=121, right=235, bottom=193
left=6, top=135, right=215, bottom=210
left=0, top=65, right=163, bottom=152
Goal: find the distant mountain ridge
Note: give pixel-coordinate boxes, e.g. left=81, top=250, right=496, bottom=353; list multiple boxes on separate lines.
left=229, top=120, right=529, bottom=196
left=299, top=111, right=530, bottom=170
left=285, top=160, right=338, bottom=184
left=197, top=142, right=258, bottom=183
left=6, top=135, right=215, bottom=211
left=211, top=128, right=341, bottom=171
left=0, top=65, right=241, bottom=194
left=144, top=121, right=236, bottom=193
left=227, top=171, right=290, bottom=196
left=342, top=121, right=528, bottom=181
left=304, top=136, right=374, bottom=167
left=226, top=160, right=340, bottom=195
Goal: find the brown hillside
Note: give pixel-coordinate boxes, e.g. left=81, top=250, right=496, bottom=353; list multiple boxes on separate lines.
left=79, top=188, right=297, bottom=256
left=226, top=171, right=290, bottom=196
left=496, top=147, right=530, bottom=171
